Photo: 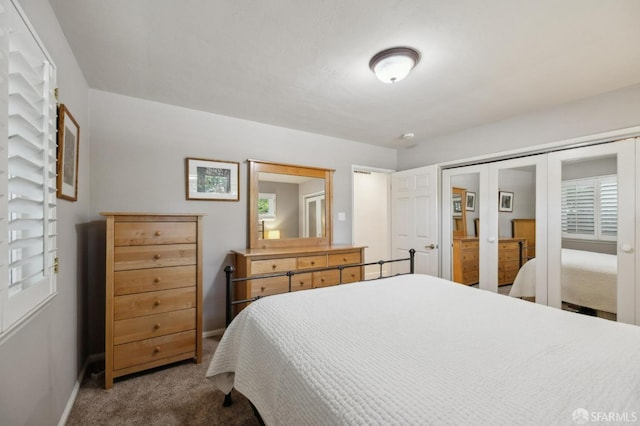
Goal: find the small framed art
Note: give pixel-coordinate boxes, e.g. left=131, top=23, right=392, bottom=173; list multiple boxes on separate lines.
left=466, top=191, right=476, bottom=211
left=498, top=191, right=514, bottom=212
left=186, top=157, right=239, bottom=201
left=56, top=104, right=80, bottom=201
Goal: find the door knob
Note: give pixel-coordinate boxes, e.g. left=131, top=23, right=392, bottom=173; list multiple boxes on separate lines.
left=425, top=244, right=438, bottom=250
left=620, top=244, right=633, bottom=253
left=487, top=237, right=495, bottom=243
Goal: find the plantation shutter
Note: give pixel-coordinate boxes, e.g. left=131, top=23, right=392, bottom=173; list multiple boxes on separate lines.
left=0, top=0, right=57, bottom=333
left=598, top=175, right=617, bottom=238
left=561, top=175, right=617, bottom=241
left=561, top=179, right=595, bottom=236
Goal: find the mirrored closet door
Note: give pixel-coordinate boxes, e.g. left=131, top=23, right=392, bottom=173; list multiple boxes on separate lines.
left=443, top=156, right=547, bottom=298
left=547, top=138, right=636, bottom=324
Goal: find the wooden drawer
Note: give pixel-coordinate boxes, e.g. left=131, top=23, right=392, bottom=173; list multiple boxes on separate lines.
left=114, top=222, right=196, bottom=246
left=499, top=250, right=520, bottom=262
left=114, top=244, right=197, bottom=271
left=313, top=269, right=340, bottom=287
left=460, top=240, right=479, bottom=249
left=499, top=261, right=520, bottom=272
left=250, top=273, right=313, bottom=297
left=462, top=262, right=478, bottom=273
left=297, top=255, right=327, bottom=270
left=499, top=241, right=522, bottom=250
left=113, top=330, right=195, bottom=371
left=328, top=251, right=361, bottom=266
left=341, top=265, right=361, bottom=283
left=251, top=257, right=296, bottom=274
left=113, top=309, right=195, bottom=345
left=462, top=251, right=478, bottom=262
left=114, top=265, right=196, bottom=295
left=114, top=287, right=196, bottom=320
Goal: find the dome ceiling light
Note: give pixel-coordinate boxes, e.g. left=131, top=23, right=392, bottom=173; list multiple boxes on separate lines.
left=369, top=47, right=420, bottom=84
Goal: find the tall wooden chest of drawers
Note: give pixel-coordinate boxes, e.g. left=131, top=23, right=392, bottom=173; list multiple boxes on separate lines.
left=452, top=238, right=479, bottom=285
left=231, top=245, right=365, bottom=315
left=102, top=213, right=204, bottom=389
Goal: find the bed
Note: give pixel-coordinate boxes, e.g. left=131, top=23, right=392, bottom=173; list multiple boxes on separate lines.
left=509, top=248, right=617, bottom=313
left=207, top=273, right=640, bottom=425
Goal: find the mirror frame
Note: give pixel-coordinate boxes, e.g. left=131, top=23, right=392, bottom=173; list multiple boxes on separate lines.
left=248, top=159, right=334, bottom=249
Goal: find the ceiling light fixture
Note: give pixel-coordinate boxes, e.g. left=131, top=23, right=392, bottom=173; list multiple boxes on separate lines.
left=369, top=47, right=420, bottom=84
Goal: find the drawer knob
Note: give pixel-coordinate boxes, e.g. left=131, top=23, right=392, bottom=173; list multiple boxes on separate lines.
left=321, top=277, right=325, bottom=282
left=261, top=286, right=266, bottom=292
left=154, top=254, right=161, bottom=260
left=154, top=346, right=161, bottom=353
left=271, top=264, right=277, bottom=270
left=155, top=231, right=162, bottom=236
left=310, top=261, right=315, bottom=265
left=343, top=257, right=347, bottom=262
left=154, top=323, right=160, bottom=330
left=299, top=281, right=304, bottom=286
left=153, top=277, right=160, bottom=283
left=154, top=300, right=161, bottom=307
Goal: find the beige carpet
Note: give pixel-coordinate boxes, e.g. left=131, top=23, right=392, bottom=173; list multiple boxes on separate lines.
left=65, top=337, right=259, bottom=425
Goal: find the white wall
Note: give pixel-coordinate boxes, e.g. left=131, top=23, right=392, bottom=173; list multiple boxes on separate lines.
left=88, top=90, right=398, bottom=333
left=0, top=0, right=90, bottom=424
left=398, top=84, right=640, bottom=169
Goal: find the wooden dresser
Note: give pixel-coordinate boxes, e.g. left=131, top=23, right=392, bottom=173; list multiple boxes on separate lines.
left=452, top=237, right=527, bottom=286
left=231, top=245, right=365, bottom=312
left=102, top=212, right=204, bottom=389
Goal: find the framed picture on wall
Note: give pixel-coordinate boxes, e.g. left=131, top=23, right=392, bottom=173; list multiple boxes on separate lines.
left=466, top=191, right=476, bottom=211
left=498, top=191, right=514, bottom=212
left=185, top=157, right=239, bottom=201
left=56, top=104, right=80, bottom=201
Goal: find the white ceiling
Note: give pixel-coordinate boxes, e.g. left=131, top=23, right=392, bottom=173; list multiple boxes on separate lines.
left=48, top=0, right=640, bottom=148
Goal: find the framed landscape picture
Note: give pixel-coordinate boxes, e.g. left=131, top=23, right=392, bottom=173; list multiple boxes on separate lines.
left=186, top=157, right=239, bottom=201
left=56, top=104, right=80, bottom=201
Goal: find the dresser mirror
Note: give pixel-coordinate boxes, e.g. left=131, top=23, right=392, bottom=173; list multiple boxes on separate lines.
left=248, top=160, right=334, bottom=249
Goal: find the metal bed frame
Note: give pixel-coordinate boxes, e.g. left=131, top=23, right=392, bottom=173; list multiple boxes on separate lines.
left=224, top=249, right=416, bottom=326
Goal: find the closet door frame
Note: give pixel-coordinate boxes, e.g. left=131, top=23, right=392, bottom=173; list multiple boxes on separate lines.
left=487, top=154, right=548, bottom=301
left=547, top=139, right=636, bottom=324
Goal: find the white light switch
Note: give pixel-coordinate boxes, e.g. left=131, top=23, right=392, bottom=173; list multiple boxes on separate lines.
left=338, top=212, right=346, bottom=221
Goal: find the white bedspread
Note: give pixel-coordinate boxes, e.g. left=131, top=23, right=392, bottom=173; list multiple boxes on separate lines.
left=509, top=249, right=617, bottom=313
left=207, top=274, right=640, bottom=425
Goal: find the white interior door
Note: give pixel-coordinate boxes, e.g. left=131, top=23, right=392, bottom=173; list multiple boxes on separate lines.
left=391, top=165, right=439, bottom=275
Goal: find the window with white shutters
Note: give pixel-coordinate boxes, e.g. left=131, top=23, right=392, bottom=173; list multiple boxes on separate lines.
left=561, top=175, right=617, bottom=241
left=0, top=0, right=57, bottom=335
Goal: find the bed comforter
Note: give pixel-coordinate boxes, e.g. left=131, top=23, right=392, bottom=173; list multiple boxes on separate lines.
left=509, top=248, right=617, bottom=313
left=207, top=274, right=640, bottom=425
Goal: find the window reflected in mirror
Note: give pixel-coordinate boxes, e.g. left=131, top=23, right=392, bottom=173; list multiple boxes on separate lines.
left=257, top=172, right=325, bottom=240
